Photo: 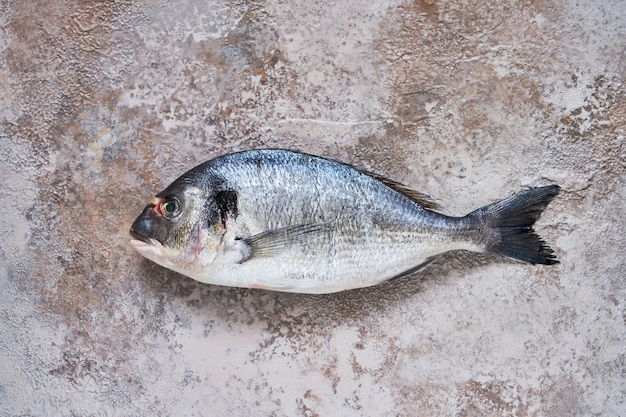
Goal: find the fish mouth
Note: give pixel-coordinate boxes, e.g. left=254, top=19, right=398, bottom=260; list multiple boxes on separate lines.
left=130, top=203, right=164, bottom=246
left=129, top=217, right=163, bottom=247
left=130, top=237, right=162, bottom=249
left=129, top=226, right=163, bottom=247
left=129, top=227, right=153, bottom=244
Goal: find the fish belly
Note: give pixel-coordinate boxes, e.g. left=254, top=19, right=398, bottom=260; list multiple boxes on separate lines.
left=193, top=228, right=472, bottom=293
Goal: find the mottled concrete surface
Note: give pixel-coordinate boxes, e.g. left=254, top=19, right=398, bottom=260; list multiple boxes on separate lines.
left=1, top=0, right=624, bottom=415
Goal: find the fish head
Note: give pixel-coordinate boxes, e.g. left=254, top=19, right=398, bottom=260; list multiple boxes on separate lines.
left=130, top=183, right=224, bottom=275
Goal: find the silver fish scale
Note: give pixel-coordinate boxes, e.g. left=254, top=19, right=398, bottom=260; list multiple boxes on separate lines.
left=211, top=149, right=442, bottom=234
left=197, top=150, right=465, bottom=291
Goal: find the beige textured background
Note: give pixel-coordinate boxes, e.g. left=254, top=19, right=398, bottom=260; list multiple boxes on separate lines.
left=1, top=0, right=624, bottom=416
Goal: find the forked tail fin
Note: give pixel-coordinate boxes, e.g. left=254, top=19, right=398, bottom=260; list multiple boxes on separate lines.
left=468, top=185, right=561, bottom=265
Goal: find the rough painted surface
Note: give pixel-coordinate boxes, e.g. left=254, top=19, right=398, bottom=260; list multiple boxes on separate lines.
left=1, top=0, right=624, bottom=415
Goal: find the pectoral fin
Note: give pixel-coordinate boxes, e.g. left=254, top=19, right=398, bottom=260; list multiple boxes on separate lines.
left=237, top=223, right=331, bottom=262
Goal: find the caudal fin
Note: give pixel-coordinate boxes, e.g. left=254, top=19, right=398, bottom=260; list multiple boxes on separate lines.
left=469, top=185, right=560, bottom=265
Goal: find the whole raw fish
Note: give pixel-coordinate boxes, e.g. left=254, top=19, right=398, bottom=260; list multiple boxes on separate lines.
left=130, top=149, right=559, bottom=293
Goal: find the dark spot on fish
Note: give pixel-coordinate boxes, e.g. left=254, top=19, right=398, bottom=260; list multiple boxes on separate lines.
left=215, top=189, right=238, bottom=226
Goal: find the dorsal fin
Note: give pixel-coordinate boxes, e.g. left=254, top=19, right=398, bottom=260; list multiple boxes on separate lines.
left=360, top=170, right=441, bottom=211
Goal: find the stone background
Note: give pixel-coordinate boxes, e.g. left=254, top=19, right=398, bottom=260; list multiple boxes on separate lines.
left=1, top=0, right=624, bottom=416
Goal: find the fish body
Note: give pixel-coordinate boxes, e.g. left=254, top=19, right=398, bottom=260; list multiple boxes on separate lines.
left=130, top=149, right=559, bottom=293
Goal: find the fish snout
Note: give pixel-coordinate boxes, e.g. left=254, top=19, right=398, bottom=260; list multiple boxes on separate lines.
left=130, top=205, right=159, bottom=244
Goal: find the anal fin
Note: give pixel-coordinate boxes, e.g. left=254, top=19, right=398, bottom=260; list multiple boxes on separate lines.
left=387, top=255, right=440, bottom=282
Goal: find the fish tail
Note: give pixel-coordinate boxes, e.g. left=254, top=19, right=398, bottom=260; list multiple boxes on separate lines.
left=468, top=185, right=561, bottom=265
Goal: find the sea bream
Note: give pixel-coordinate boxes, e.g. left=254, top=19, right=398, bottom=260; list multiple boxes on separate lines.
left=130, top=149, right=559, bottom=293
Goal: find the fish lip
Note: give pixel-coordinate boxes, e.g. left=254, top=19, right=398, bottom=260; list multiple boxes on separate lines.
left=129, top=228, right=152, bottom=244
left=130, top=237, right=162, bottom=248
left=129, top=222, right=163, bottom=247
left=129, top=229, right=163, bottom=247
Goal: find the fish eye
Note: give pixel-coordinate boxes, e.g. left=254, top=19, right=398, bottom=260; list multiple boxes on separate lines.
left=159, top=197, right=181, bottom=218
